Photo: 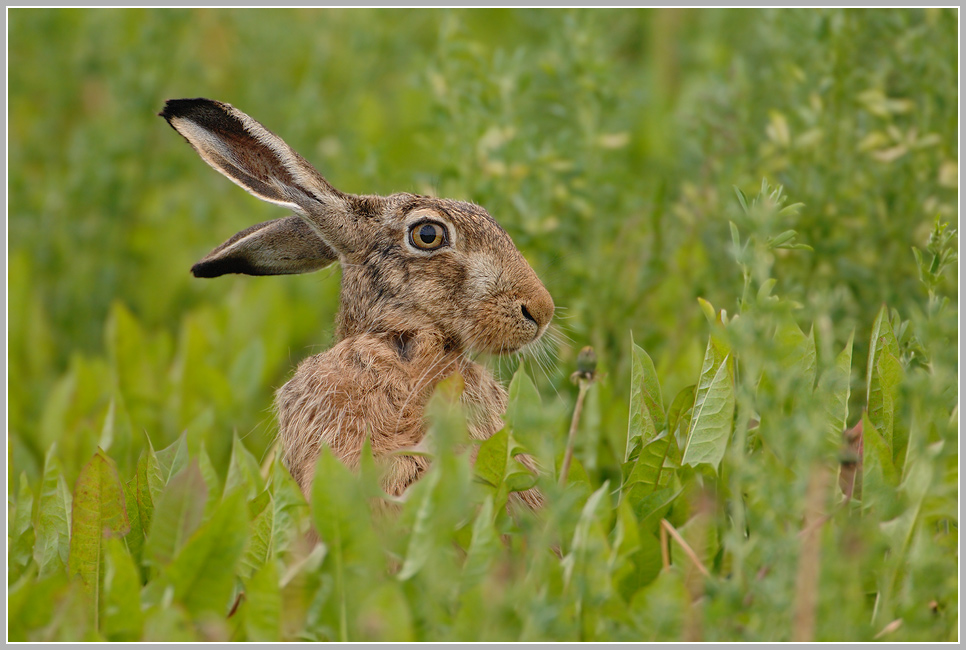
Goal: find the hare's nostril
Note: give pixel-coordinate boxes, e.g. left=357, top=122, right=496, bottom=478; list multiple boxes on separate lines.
left=521, top=303, right=537, bottom=325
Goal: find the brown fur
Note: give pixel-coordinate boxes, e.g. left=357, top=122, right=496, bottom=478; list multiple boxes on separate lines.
left=161, top=98, right=552, bottom=509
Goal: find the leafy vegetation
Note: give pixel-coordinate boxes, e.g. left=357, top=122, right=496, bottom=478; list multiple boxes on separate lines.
left=8, top=8, right=958, bottom=642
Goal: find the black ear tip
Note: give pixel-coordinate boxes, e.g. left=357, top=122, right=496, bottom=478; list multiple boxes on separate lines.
left=191, top=261, right=218, bottom=278
left=160, top=98, right=220, bottom=122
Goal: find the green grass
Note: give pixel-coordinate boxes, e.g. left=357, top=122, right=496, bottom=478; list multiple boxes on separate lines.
left=8, top=7, right=958, bottom=642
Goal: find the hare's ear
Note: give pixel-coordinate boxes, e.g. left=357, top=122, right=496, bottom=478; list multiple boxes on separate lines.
left=191, top=216, right=338, bottom=278
left=160, top=98, right=358, bottom=254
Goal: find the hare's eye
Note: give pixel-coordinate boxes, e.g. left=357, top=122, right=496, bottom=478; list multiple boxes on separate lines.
left=409, top=221, right=448, bottom=251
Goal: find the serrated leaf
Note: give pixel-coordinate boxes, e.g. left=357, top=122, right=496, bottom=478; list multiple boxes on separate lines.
left=144, top=461, right=208, bottom=569
left=866, top=305, right=901, bottom=447
left=818, top=331, right=854, bottom=451
left=135, top=443, right=163, bottom=538
left=772, top=317, right=817, bottom=391
left=163, top=490, right=249, bottom=617
left=224, top=434, right=266, bottom=500
left=36, top=446, right=73, bottom=575
left=68, top=449, right=131, bottom=625
left=626, top=341, right=665, bottom=462
left=268, top=457, right=308, bottom=558
left=155, top=432, right=188, bottom=485
left=240, top=490, right=275, bottom=579
left=101, top=537, right=144, bottom=641
left=683, top=348, right=735, bottom=469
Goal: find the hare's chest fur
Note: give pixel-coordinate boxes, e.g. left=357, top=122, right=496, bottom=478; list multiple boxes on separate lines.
left=274, top=331, right=507, bottom=497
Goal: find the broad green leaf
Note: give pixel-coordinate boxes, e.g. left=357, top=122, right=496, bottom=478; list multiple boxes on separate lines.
left=879, top=454, right=932, bottom=598
left=625, top=484, right=681, bottom=532
left=9, top=568, right=87, bottom=642
left=121, top=478, right=145, bottom=572
left=310, top=447, right=378, bottom=641
left=666, top=385, right=695, bottom=462
left=68, top=449, right=131, bottom=626
left=630, top=568, right=690, bottom=640
left=505, top=468, right=538, bottom=493
left=398, top=467, right=443, bottom=581
left=614, top=531, right=663, bottom=602
left=98, top=399, right=116, bottom=453
left=874, top=351, right=902, bottom=456
left=144, top=461, right=208, bottom=569
left=356, top=581, right=415, bottom=642
left=197, top=444, right=223, bottom=517
left=135, top=443, right=163, bottom=539
left=10, top=473, right=36, bottom=581
left=164, top=490, right=249, bottom=617
left=229, top=338, right=266, bottom=400
left=474, top=427, right=508, bottom=488
left=817, top=331, right=854, bottom=451
left=224, top=434, right=266, bottom=500
left=626, top=341, right=665, bottom=462
left=460, top=495, right=499, bottom=593
left=243, top=559, right=281, bottom=642
left=866, top=305, right=901, bottom=447
left=268, top=457, right=309, bottom=558
left=240, top=490, right=275, bottom=579
left=310, top=446, right=378, bottom=562
left=682, top=353, right=735, bottom=468
left=764, top=317, right=817, bottom=394
left=36, top=446, right=73, bottom=576
left=563, top=481, right=611, bottom=589
left=625, top=430, right=678, bottom=493
left=142, top=604, right=197, bottom=641
left=155, top=432, right=189, bottom=485
left=861, top=412, right=899, bottom=513
left=101, top=537, right=143, bottom=641
left=503, top=364, right=547, bottom=453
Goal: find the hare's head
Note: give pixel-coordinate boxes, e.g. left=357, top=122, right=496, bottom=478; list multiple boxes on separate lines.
left=161, top=98, right=553, bottom=355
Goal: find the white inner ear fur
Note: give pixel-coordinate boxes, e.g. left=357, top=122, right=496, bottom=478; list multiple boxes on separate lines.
left=169, top=116, right=304, bottom=213
left=402, top=209, right=458, bottom=253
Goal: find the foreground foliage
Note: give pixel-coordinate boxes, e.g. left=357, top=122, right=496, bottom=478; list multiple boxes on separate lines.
left=8, top=7, right=958, bottom=642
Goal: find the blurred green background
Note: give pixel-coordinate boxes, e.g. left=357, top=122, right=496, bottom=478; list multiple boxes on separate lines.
left=7, top=8, right=959, bottom=642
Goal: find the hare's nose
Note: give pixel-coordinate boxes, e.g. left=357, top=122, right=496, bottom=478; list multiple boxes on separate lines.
left=521, top=286, right=554, bottom=334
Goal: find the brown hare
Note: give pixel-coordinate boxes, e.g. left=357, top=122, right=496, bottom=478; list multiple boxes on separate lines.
left=160, top=98, right=553, bottom=508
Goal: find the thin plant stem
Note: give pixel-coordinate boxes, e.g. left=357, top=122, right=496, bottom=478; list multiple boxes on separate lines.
left=560, top=378, right=589, bottom=486
left=661, top=519, right=711, bottom=578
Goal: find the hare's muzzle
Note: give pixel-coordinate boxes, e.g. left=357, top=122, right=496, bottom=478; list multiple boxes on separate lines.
left=520, top=284, right=554, bottom=341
